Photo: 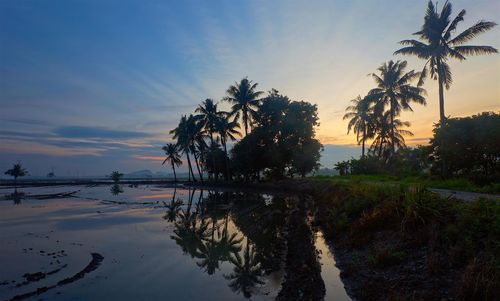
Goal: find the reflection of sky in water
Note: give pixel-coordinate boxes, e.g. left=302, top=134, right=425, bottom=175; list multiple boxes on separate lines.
left=0, top=185, right=349, bottom=300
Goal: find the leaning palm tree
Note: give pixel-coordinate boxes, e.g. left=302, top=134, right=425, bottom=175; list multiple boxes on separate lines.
left=394, top=0, right=497, bottom=124
left=214, top=112, right=241, bottom=180
left=343, top=95, right=374, bottom=157
left=170, top=115, right=199, bottom=182
left=223, top=78, right=263, bottom=136
left=366, top=60, right=426, bottom=156
left=370, top=111, right=413, bottom=161
left=162, top=143, right=182, bottom=182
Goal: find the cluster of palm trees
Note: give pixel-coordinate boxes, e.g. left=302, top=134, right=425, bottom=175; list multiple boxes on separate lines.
left=162, top=78, right=263, bottom=182
left=344, top=1, right=497, bottom=161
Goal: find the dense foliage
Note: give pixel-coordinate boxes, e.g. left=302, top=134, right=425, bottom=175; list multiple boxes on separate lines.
left=431, top=112, right=500, bottom=181
left=336, top=112, right=500, bottom=186
left=164, top=81, right=322, bottom=181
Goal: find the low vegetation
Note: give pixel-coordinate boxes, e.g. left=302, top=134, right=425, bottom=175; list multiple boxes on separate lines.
left=312, top=181, right=500, bottom=300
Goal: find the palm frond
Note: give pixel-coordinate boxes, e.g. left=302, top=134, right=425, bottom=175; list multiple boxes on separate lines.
left=453, top=45, right=498, bottom=56
left=449, top=21, right=497, bottom=45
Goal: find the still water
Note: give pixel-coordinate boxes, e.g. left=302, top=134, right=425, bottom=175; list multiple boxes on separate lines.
left=0, top=185, right=350, bottom=301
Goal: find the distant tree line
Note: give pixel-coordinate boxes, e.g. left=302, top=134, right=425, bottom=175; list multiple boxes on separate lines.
left=162, top=79, right=322, bottom=182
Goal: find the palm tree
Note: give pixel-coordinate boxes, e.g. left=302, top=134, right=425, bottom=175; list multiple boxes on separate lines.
left=370, top=111, right=413, bottom=161
left=366, top=60, right=426, bottom=156
left=394, top=0, right=497, bottom=124
left=170, top=115, right=198, bottom=182
left=214, top=112, right=241, bottom=180
left=343, top=95, right=374, bottom=157
left=223, top=78, right=263, bottom=136
left=4, top=162, right=28, bottom=186
left=162, top=143, right=182, bottom=182
left=195, top=98, right=220, bottom=145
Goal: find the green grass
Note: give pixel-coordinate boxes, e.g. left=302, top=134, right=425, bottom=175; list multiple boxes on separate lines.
left=310, top=174, right=500, bottom=194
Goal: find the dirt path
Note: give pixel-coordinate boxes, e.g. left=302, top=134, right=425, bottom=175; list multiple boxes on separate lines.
left=429, top=188, right=500, bottom=202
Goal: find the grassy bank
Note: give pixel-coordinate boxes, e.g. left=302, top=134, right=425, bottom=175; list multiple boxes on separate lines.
left=311, top=174, right=500, bottom=194
left=311, top=180, right=499, bottom=300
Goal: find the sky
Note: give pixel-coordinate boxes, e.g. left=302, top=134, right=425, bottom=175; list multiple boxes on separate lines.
left=1, top=0, right=499, bottom=177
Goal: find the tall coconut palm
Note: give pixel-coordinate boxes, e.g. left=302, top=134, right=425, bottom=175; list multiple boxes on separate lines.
left=394, top=0, right=497, bottom=124
left=223, top=78, right=263, bottom=136
left=343, top=95, right=374, bottom=157
left=162, top=143, right=182, bottom=182
left=170, top=115, right=200, bottom=182
left=366, top=60, right=426, bottom=156
left=214, top=112, right=241, bottom=180
left=370, top=111, right=413, bottom=161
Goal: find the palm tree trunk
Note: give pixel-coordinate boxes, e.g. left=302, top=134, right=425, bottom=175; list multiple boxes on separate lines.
left=437, top=59, right=447, bottom=177
left=437, top=60, right=446, bottom=124
left=194, top=152, right=204, bottom=182
left=186, top=152, right=196, bottom=182
left=362, top=126, right=366, bottom=158
left=243, top=107, right=248, bottom=136
left=390, top=105, right=395, bottom=157
left=222, top=137, right=230, bottom=181
left=171, top=161, right=177, bottom=182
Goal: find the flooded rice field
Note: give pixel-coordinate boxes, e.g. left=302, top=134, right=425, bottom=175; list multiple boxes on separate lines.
left=0, top=184, right=350, bottom=300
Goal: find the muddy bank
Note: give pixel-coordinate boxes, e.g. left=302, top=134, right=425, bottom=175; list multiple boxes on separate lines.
left=9, top=253, right=104, bottom=301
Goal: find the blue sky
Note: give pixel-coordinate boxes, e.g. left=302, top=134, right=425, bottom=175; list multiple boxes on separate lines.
left=1, top=0, right=498, bottom=176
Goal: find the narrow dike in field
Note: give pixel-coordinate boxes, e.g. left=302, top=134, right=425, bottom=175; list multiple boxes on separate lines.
left=276, top=198, right=326, bottom=301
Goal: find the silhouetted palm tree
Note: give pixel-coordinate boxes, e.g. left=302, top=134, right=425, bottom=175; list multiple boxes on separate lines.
left=4, top=162, right=28, bottom=186
left=162, top=143, right=182, bottom=182
left=394, top=0, right=497, bottom=123
left=343, top=95, right=374, bottom=157
left=224, top=78, right=263, bottom=136
left=214, top=112, right=241, bottom=180
left=170, top=115, right=198, bottom=181
left=366, top=60, right=425, bottom=156
left=195, top=98, right=220, bottom=145
left=370, top=111, right=413, bottom=161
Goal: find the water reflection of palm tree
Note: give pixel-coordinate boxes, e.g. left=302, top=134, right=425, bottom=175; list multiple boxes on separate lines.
left=163, top=188, right=182, bottom=222
left=171, top=211, right=210, bottom=258
left=224, top=240, right=264, bottom=299
left=5, top=188, right=25, bottom=205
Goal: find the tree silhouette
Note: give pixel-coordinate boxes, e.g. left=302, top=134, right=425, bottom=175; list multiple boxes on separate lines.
left=224, top=78, right=263, bottom=136
left=394, top=0, right=497, bottom=124
left=343, top=95, right=374, bottom=157
left=162, top=143, right=182, bottom=182
left=4, top=162, right=28, bottom=186
left=170, top=115, right=200, bottom=182
left=214, top=112, right=241, bottom=180
left=366, top=60, right=426, bottom=157
left=370, top=111, right=413, bottom=161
